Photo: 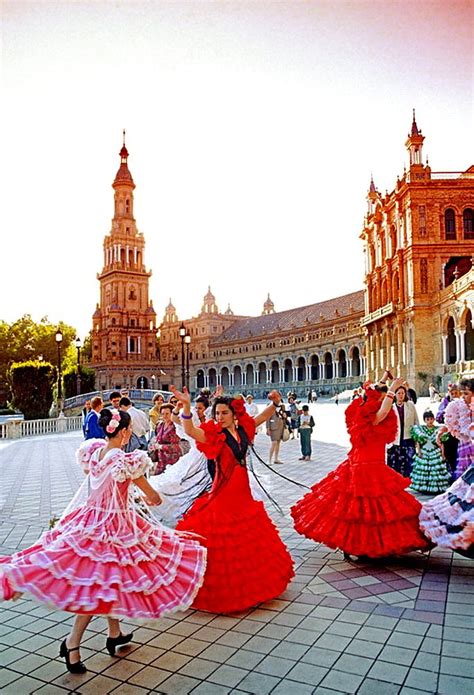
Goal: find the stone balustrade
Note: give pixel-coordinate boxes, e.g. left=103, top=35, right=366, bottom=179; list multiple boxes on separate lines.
left=0, top=415, right=83, bottom=440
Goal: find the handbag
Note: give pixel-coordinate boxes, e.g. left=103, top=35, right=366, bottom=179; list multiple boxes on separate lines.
left=282, top=424, right=290, bottom=442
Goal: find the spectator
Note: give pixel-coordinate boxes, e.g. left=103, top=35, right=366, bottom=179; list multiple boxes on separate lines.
left=149, top=403, right=182, bottom=475
left=119, top=397, right=149, bottom=451
left=245, top=394, right=259, bottom=418
left=149, top=393, right=165, bottom=430
left=84, top=396, right=105, bottom=440
left=387, top=384, right=419, bottom=477
left=109, top=391, right=121, bottom=409
left=298, top=405, right=314, bottom=461
left=81, top=400, right=91, bottom=436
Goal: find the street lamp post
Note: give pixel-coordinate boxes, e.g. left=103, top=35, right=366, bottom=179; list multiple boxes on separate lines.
left=179, top=322, right=186, bottom=389
left=184, top=331, right=191, bottom=391
left=75, top=336, right=81, bottom=396
left=55, top=328, right=63, bottom=410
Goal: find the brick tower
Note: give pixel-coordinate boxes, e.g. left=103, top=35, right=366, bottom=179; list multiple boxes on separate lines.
left=91, top=133, right=159, bottom=391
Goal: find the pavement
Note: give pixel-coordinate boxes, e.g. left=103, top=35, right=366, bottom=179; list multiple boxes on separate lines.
left=0, top=400, right=472, bottom=695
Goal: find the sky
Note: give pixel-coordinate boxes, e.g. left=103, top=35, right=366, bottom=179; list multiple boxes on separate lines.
left=1, top=0, right=473, bottom=340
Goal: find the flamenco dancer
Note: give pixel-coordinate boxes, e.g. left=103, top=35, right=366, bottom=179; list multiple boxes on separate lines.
left=169, top=385, right=295, bottom=613
left=291, top=377, right=430, bottom=560
left=420, top=388, right=474, bottom=557
left=0, top=409, right=207, bottom=674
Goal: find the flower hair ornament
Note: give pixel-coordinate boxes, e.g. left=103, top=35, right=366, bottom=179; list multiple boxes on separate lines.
left=106, top=410, right=121, bottom=434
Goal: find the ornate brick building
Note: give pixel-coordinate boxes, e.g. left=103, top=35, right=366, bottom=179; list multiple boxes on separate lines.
left=91, top=116, right=473, bottom=397
left=361, top=112, right=474, bottom=391
left=159, top=289, right=365, bottom=397
left=90, top=134, right=159, bottom=390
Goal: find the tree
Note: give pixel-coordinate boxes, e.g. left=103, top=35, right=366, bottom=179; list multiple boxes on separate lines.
left=63, top=366, right=96, bottom=399
left=0, top=315, right=78, bottom=407
left=9, top=361, right=57, bottom=420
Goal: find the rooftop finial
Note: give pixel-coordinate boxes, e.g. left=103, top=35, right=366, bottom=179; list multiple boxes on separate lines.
left=123, top=129, right=126, bottom=146
left=410, top=108, right=420, bottom=136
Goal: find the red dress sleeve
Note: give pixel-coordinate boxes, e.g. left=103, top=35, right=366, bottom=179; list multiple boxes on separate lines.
left=196, top=420, right=227, bottom=459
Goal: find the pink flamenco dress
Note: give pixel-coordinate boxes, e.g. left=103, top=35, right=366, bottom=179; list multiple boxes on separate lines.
left=0, top=440, right=207, bottom=617
left=176, top=402, right=294, bottom=613
left=291, top=389, right=430, bottom=558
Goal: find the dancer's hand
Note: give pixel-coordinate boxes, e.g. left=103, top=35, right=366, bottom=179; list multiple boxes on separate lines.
left=170, top=385, right=190, bottom=405
left=268, top=389, right=282, bottom=405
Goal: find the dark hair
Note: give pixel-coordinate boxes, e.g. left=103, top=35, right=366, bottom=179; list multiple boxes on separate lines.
left=460, top=378, right=474, bottom=393
left=119, top=396, right=132, bottom=407
left=211, top=396, right=236, bottom=420
left=374, top=384, right=388, bottom=394
left=195, top=396, right=209, bottom=408
left=394, top=386, right=408, bottom=401
left=423, top=409, right=435, bottom=420
left=109, top=391, right=121, bottom=400
left=302, top=405, right=309, bottom=412
left=160, top=403, right=174, bottom=413
left=99, top=408, right=131, bottom=438
left=152, top=393, right=164, bottom=403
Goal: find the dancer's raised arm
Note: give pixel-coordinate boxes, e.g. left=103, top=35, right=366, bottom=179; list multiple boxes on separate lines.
left=254, top=390, right=283, bottom=427
left=373, top=377, right=405, bottom=425
left=169, top=386, right=206, bottom=443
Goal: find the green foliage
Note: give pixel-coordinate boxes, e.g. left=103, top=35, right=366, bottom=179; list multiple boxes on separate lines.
left=0, top=315, right=77, bottom=407
left=63, top=366, right=96, bottom=399
left=9, top=361, right=57, bottom=420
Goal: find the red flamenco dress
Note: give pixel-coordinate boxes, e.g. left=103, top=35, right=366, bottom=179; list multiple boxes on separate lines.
left=291, top=389, right=430, bottom=557
left=176, top=402, right=294, bottom=613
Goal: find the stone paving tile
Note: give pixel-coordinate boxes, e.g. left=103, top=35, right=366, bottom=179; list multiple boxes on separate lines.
left=0, top=421, right=472, bottom=695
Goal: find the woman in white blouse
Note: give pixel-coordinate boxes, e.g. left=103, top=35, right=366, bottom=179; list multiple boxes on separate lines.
left=387, top=385, right=419, bottom=477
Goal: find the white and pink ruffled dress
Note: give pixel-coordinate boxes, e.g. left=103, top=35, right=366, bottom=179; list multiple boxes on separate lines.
left=0, top=440, right=207, bottom=617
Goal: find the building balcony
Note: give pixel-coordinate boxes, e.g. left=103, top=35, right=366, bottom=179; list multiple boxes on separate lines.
left=361, top=302, right=394, bottom=326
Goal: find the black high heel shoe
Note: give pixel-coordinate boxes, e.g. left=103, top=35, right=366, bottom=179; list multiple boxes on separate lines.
left=59, top=639, right=87, bottom=674
left=106, top=632, right=134, bottom=656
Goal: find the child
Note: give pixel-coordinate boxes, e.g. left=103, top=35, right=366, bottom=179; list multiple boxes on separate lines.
left=298, top=405, right=314, bottom=461
left=410, top=410, right=451, bottom=494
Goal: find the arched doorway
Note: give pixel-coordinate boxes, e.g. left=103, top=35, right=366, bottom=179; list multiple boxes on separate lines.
left=196, top=370, right=205, bottom=388
left=297, top=357, right=306, bottom=381
left=246, top=364, right=254, bottom=386
left=234, top=366, right=242, bottom=387
left=310, top=355, right=319, bottom=380
left=337, top=349, right=347, bottom=378
left=283, top=359, right=292, bottom=383
left=137, top=376, right=148, bottom=389
left=221, top=367, right=230, bottom=388
left=465, top=310, right=474, bottom=360
left=258, top=362, right=267, bottom=385
left=447, top=317, right=457, bottom=364
left=271, top=361, right=279, bottom=383
left=208, top=368, right=217, bottom=388
left=350, top=346, right=361, bottom=377
left=323, top=352, right=333, bottom=379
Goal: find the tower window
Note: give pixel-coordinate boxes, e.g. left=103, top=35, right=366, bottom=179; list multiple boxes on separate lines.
left=420, top=259, right=428, bottom=293
left=463, top=208, right=474, bottom=239
left=418, top=205, right=426, bottom=237
left=444, top=209, right=456, bottom=240
left=125, top=199, right=130, bottom=213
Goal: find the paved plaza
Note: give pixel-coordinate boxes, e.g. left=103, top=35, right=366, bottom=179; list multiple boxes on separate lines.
left=0, top=401, right=472, bottom=694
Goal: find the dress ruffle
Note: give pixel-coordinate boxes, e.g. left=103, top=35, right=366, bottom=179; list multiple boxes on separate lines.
left=291, top=457, right=429, bottom=557
left=419, top=465, right=474, bottom=551
left=177, top=488, right=294, bottom=613
left=0, top=446, right=207, bottom=617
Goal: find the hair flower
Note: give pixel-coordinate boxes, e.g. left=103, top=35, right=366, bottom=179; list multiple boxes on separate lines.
left=106, top=411, right=121, bottom=433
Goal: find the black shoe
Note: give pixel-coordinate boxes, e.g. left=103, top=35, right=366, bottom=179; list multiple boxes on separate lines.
left=106, top=632, right=134, bottom=656
left=59, top=639, right=87, bottom=674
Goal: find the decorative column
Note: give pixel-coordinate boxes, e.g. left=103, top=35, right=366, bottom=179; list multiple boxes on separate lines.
left=441, top=335, right=447, bottom=365
left=458, top=330, right=466, bottom=362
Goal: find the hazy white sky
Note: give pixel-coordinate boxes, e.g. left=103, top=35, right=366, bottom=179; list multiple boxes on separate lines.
left=1, top=0, right=473, bottom=339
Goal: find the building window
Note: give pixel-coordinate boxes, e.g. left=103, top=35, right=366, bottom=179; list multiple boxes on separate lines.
left=444, top=209, right=456, bottom=240
left=463, top=208, right=474, bottom=239
left=420, top=259, right=428, bottom=293
left=418, top=205, right=426, bottom=237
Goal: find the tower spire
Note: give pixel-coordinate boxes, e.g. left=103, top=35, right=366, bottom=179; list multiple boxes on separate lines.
left=405, top=109, right=425, bottom=168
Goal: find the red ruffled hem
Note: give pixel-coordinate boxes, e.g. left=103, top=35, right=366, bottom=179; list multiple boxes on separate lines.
left=177, top=498, right=294, bottom=613
left=291, top=458, right=430, bottom=557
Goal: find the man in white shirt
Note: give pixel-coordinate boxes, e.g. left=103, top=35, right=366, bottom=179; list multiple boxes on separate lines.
left=119, top=396, right=149, bottom=451
left=245, top=394, right=259, bottom=418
